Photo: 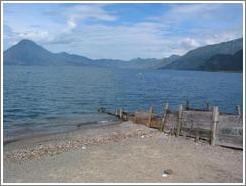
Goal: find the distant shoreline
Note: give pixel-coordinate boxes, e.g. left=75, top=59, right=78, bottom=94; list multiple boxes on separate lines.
left=3, top=64, right=244, bottom=73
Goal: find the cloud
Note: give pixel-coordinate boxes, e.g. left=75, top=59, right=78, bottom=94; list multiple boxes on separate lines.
left=18, top=30, right=49, bottom=41
left=3, top=3, right=243, bottom=59
left=3, top=5, right=103, bottom=47
left=3, top=24, right=21, bottom=48
left=179, top=38, right=200, bottom=50
left=167, top=3, right=219, bottom=15
left=151, top=3, right=243, bottom=53
left=60, top=3, right=242, bottom=59
left=44, top=23, right=169, bottom=59
left=62, top=4, right=117, bottom=30
left=203, top=30, right=243, bottom=45
left=160, top=4, right=222, bottom=25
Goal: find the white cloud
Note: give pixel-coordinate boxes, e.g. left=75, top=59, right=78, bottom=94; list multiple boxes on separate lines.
left=3, top=3, right=243, bottom=59
left=45, top=23, right=169, bottom=59
left=203, top=30, right=242, bottom=45
left=67, top=20, right=76, bottom=30
left=179, top=38, right=200, bottom=49
left=18, top=30, right=49, bottom=41
left=62, top=4, right=117, bottom=31
left=161, top=4, right=221, bottom=24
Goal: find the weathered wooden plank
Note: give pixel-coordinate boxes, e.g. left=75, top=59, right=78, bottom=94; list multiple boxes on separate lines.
left=160, top=103, right=169, bottom=132
left=182, top=127, right=211, bottom=140
left=176, top=104, right=183, bottom=136
left=236, top=105, right=241, bottom=116
left=219, top=115, right=242, bottom=127
left=195, top=129, right=200, bottom=143
left=119, top=108, right=123, bottom=119
left=148, top=106, right=153, bottom=127
left=211, top=106, right=219, bottom=146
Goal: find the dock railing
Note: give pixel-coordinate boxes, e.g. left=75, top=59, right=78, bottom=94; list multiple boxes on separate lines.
left=131, top=103, right=243, bottom=149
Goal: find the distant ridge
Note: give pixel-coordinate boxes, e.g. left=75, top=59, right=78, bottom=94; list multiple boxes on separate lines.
left=3, top=39, right=92, bottom=66
left=3, top=39, right=161, bottom=68
left=161, top=38, right=243, bottom=71
left=199, top=49, right=243, bottom=72
left=4, top=38, right=243, bottom=71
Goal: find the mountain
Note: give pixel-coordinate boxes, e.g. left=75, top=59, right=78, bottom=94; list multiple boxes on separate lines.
left=124, top=58, right=161, bottom=69
left=163, top=38, right=243, bottom=71
left=156, top=55, right=181, bottom=69
left=4, top=39, right=56, bottom=65
left=199, top=49, right=243, bottom=72
left=4, top=38, right=243, bottom=71
left=55, top=52, right=92, bottom=66
left=4, top=39, right=92, bottom=66
left=3, top=40, right=156, bottom=68
left=3, top=39, right=161, bottom=69
left=92, top=57, right=161, bottom=69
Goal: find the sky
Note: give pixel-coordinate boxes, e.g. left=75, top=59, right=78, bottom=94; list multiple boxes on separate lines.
left=3, top=3, right=243, bottom=60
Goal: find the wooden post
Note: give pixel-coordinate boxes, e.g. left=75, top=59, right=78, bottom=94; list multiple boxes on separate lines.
left=148, top=106, right=153, bottom=127
left=176, top=104, right=183, bottom=136
left=119, top=108, right=123, bottom=119
left=169, top=122, right=175, bottom=135
left=211, top=106, right=219, bottom=146
left=160, top=103, right=169, bottom=132
left=134, top=112, right=137, bottom=123
left=236, top=105, right=241, bottom=116
left=195, top=129, right=199, bottom=143
left=122, top=110, right=127, bottom=121
left=185, top=100, right=189, bottom=110
left=206, top=101, right=210, bottom=111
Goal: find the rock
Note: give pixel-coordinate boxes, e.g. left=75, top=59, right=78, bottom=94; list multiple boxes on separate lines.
left=165, top=169, right=173, bottom=174
left=162, top=169, right=173, bottom=177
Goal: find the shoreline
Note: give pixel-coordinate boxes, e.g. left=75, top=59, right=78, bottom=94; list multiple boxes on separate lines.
left=3, top=121, right=243, bottom=183
left=4, top=121, right=158, bottom=161
left=3, top=119, right=122, bottom=146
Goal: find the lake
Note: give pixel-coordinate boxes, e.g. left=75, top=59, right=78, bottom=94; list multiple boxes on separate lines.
left=3, top=66, right=243, bottom=139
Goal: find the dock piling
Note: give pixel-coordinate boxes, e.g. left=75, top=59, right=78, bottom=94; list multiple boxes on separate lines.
left=160, top=103, right=169, bottom=132
left=176, top=104, right=183, bottom=137
left=211, top=106, right=219, bottom=146
left=185, top=100, right=190, bottom=110
left=206, top=101, right=210, bottom=111
left=195, top=129, right=200, bottom=143
left=119, top=108, right=123, bottom=119
left=148, top=106, right=153, bottom=128
left=236, top=105, right=241, bottom=116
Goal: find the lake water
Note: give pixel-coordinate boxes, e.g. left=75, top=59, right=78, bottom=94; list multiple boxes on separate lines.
left=3, top=66, right=243, bottom=139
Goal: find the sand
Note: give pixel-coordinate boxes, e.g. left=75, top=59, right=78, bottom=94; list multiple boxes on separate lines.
left=3, top=121, right=243, bottom=183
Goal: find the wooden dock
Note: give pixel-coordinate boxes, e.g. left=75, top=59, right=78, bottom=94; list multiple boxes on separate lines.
left=98, top=102, right=243, bottom=150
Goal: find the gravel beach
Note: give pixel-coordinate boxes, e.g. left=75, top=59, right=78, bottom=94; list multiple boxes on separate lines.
left=3, top=121, right=243, bottom=183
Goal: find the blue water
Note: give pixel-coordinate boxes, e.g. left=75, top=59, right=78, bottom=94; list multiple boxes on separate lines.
left=3, top=66, right=243, bottom=139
